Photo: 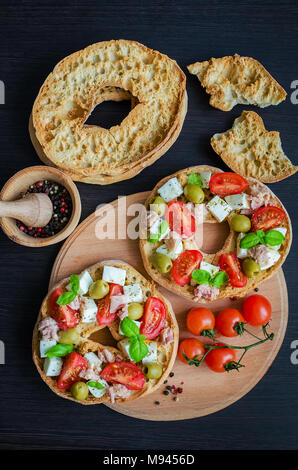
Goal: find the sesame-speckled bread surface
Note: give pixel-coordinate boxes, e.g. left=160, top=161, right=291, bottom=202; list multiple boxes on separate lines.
left=32, top=40, right=186, bottom=183
left=188, top=54, right=286, bottom=111
left=211, top=111, right=298, bottom=183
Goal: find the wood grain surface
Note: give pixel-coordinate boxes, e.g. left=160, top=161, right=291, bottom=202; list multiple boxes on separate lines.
left=49, top=192, right=288, bottom=421
left=0, top=0, right=297, bottom=450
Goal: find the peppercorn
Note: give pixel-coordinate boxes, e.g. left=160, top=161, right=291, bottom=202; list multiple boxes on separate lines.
left=169, top=372, right=174, bottom=377
left=163, top=390, right=169, bottom=396
left=16, top=180, right=72, bottom=239
left=154, top=401, right=160, bottom=405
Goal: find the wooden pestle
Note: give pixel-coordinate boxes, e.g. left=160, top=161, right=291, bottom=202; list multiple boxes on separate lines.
left=0, top=193, right=53, bottom=227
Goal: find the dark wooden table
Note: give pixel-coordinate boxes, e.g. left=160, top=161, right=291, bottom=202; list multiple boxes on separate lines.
left=0, top=0, right=297, bottom=450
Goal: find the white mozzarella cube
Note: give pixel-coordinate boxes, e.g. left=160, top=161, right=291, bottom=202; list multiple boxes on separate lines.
left=207, top=196, right=233, bottom=222
left=102, top=266, right=126, bottom=286
left=118, top=338, right=133, bottom=360
left=237, top=233, right=248, bottom=259
left=40, top=339, right=57, bottom=358
left=43, top=356, right=63, bottom=376
left=67, top=270, right=93, bottom=295
left=200, top=261, right=220, bottom=278
left=149, top=218, right=170, bottom=240
left=119, top=320, right=141, bottom=336
left=84, top=352, right=102, bottom=370
left=123, top=284, right=143, bottom=303
left=142, top=341, right=158, bottom=365
left=270, top=227, right=287, bottom=250
left=87, top=378, right=108, bottom=398
left=225, top=193, right=250, bottom=210
left=256, top=247, right=281, bottom=270
left=156, top=238, right=183, bottom=260
left=80, top=297, right=98, bottom=323
left=157, top=177, right=183, bottom=202
left=200, top=171, right=212, bottom=189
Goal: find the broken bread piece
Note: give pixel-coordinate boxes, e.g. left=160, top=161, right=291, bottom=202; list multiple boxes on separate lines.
left=187, top=54, right=286, bottom=111
left=211, top=111, right=297, bottom=183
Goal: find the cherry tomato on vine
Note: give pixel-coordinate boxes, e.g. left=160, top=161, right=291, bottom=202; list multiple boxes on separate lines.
left=178, top=338, right=205, bottom=366
left=186, top=307, right=215, bottom=338
left=216, top=308, right=245, bottom=337
left=204, top=343, right=237, bottom=373
left=242, top=294, right=272, bottom=326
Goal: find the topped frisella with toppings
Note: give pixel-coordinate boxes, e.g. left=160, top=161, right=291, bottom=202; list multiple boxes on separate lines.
left=33, top=261, right=178, bottom=404
left=139, top=166, right=291, bottom=302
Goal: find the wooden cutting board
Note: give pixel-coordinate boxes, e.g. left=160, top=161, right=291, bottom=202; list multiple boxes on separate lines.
left=49, top=192, right=288, bottom=420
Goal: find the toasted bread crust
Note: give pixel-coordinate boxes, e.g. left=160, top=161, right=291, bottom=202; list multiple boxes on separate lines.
left=32, top=40, right=186, bottom=183
left=211, top=111, right=298, bottom=183
left=32, top=260, right=178, bottom=405
left=188, top=54, right=286, bottom=111
left=139, top=166, right=292, bottom=302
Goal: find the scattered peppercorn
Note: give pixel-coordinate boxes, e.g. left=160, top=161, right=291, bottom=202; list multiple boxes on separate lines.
left=154, top=401, right=160, bottom=405
left=254, top=288, right=259, bottom=292
left=163, top=390, right=169, bottom=396
left=166, top=385, right=172, bottom=391
left=169, top=372, right=174, bottom=377
left=163, top=380, right=168, bottom=384
left=16, top=180, right=72, bottom=238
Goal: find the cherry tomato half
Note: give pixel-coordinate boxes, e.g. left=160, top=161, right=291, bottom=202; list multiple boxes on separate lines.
left=49, top=288, right=79, bottom=331
left=186, top=307, right=215, bottom=337
left=165, top=201, right=195, bottom=239
left=57, top=352, right=88, bottom=390
left=242, top=294, right=272, bottom=326
left=101, top=362, right=145, bottom=390
left=205, top=343, right=236, bottom=373
left=96, top=283, right=123, bottom=325
left=178, top=338, right=205, bottom=365
left=218, top=253, right=247, bottom=288
left=216, top=308, right=245, bottom=337
left=172, top=250, right=202, bottom=286
left=209, top=172, right=248, bottom=197
left=140, top=296, right=166, bottom=340
left=251, top=205, right=286, bottom=232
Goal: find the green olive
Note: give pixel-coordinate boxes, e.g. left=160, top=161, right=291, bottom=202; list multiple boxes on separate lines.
left=183, top=184, right=205, bottom=204
left=128, top=302, right=144, bottom=320
left=71, top=381, right=89, bottom=401
left=151, top=252, right=172, bottom=274
left=58, top=327, right=80, bottom=344
left=88, top=280, right=109, bottom=299
left=151, top=196, right=167, bottom=216
left=242, top=258, right=261, bottom=278
left=230, top=214, right=251, bottom=232
left=145, top=362, right=163, bottom=380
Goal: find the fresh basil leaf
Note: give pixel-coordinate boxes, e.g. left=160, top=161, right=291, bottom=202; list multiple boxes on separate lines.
left=159, top=220, right=168, bottom=236
left=256, top=230, right=265, bottom=244
left=188, top=173, right=202, bottom=187
left=69, top=274, right=80, bottom=295
left=211, top=271, right=229, bottom=288
left=129, top=338, right=148, bottom=362
left=120, top=317, right=140, bottom=338
left=265, top=230, right=285, bottom=246
left=240, top=232, right=260, bottom=249
left=88, top=381, right=104, bottom=390
left=56, top=291, right=77, bottom=306
left=192, top=269, right=211, bottom=285
left=147, top=234, right=160, bottom=243
left=46, top=343, right=73, bottom=358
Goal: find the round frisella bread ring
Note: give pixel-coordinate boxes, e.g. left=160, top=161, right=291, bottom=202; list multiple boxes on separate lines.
left=139, top=165, right=292, bottom=303
left=32, top=260, right=178, bottom=405
left=32, top=40, right=186, bottom=184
